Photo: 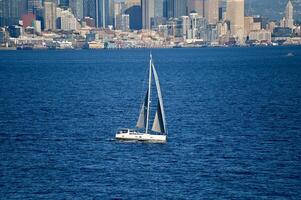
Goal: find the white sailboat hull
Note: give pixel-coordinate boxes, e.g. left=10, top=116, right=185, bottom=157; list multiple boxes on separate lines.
left=116, top=129, right=166, bottom=143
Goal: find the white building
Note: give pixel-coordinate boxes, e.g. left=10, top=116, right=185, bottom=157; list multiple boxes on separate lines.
left=249, top=30, right=271, bottom=43
left=284, top=0, right=294, bottom=28
left=58, top=9, right=78, bottom=31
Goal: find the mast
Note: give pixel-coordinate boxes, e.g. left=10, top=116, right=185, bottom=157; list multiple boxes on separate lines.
left=145, top=53, right=152, bottom=134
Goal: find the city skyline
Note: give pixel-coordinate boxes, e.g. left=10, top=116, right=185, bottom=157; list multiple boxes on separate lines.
left=0, top=0, right=300, bottom=50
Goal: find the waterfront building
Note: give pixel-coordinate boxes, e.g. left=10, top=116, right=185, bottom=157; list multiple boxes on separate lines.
left=226, top=0, right=245, bottom=44
left=44, top=1, right=57, bottom=31
left=217, top=21, right=228, bottom=37
left=244, top=16, right=261, bottom=37
left=22, top=13, right=36, bottom=28
left=249, top=30, right=271, bottom=43
left=0, top=27, right=6, bottom=45
left=284, top=0, right=294, bottom=29
left=115, top=14, right=130, bottom=32
left=33, top=20, right=42, bottom=33
left=84, top=17, right=95, bottom=27
left=266, top=21, right=276, bottom=33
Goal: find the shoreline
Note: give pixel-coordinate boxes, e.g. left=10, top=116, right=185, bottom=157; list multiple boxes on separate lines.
left=1, top=44, right=301, bottom=51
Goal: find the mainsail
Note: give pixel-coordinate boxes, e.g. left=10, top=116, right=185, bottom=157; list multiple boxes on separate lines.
left=136, top=91, right=148, bottom=128
left=151, top=63, right=167, bottom=134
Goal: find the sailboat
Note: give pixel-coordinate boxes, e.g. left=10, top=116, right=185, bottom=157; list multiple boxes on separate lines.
left=115, top=54, right=167, bottom=143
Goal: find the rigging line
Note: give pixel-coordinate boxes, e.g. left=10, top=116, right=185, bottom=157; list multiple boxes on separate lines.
left=135, top=55, right=150, bottom=128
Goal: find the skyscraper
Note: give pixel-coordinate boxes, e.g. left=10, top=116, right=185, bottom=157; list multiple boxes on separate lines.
left=44, top=1, right=57, bottom=30
left=204, top=0, right=219, bottom=24
left=0, top=0, right=24, bottom=26
left=27, top=0, right=42, bottom=13
left=167, top=0, right=187, bottom=19
left=83, top=0, right=95, bottom=19
left=284, top=0, right=294, bottom=28
left=125, top=3, right=142, bottom=30
left=70, top=0, right=83, bottom=19
left=226, top=0, right=244, bottom=44
left=96, top=0, right=114, bottom=28
left=141, top=0, right=154, bottom=29
left=188, top=0, right=204, bottom=16
left=188, top=0, right=219, bottom=24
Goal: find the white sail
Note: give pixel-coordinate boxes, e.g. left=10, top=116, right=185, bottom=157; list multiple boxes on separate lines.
left=151, top=63, right=167, bottom=134
left=136, top=91, right=148, bottom=128
left=152, top=101, right=165, bottom=133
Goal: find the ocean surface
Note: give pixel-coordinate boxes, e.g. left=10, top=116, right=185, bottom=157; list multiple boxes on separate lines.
left=0, top=47, right=300, bottom=199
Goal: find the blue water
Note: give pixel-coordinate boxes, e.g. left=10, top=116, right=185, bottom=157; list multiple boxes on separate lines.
left=0, top=47, right=301, bottom=199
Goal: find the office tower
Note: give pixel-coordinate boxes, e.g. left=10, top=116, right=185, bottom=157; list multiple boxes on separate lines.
left=226, top=0, right=244, bottom=43
left=44, top=1, right=57, bottom=30
left=58, top=0, right=69, bottom=7
left=116, top=14, right=130, bottom=31
left=188, top=0, right=218, bottom=24
left=70, top=0, right=83, bottom=19
left=0, top=0, right=24, bottom=26
left=141, top=0, right=154, bottom=29
left=59, top=9, right=78, bottom=30
left=284, top=0, right=293, bottom=28
left=125, top=4, right=142, bottom=30
left=28, top=0, right=42, bottom=13
left=167, top=0, right=187, bottom=19
left=96, top=0, right=114, bottom=28
left=204, top=0, right=219, bottom=24
left=188, top=0, right=204, bottom=16
left=83, top=0, right=95, bottom=19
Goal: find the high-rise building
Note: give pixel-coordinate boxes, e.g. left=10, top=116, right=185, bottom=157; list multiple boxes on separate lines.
left=188, top=0, right=204, bottom=16
left=284, top=0, right=294, bottom=28
left=204, top=0, right=219, bottom=24
left=96, top=0, right=114, bottom=28
left=167, top=0, right=187, bottom=18
left=70, top=0, right=83, bottom=19
left=226, top=0, right=244, bottom=44
left=83, top=0, right=95, bottom=19
left=59, top=9, right=78, bottom=30
left=58, top=0, right=69, bottom=7
left=125, top=4, right=142, bottom=30
left=116, top=14, right=130, bottom=32
left=0, top=0, right=24, bottom=26
left=44, top=1, right=57, bottom=30
left=141, top=0, right=154, bottom=29
left=188, top=0, right=218, bottom=24
left=28, top=0, right=42, bottom=14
